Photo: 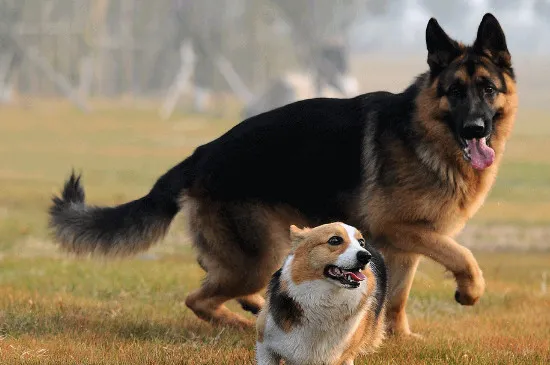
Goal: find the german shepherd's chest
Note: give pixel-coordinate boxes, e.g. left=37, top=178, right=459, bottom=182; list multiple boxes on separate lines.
left=359, top=145, right=497, bottom=237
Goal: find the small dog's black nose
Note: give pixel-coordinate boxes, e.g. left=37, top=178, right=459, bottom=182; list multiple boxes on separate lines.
left=356, top=250, right=371, bottom=265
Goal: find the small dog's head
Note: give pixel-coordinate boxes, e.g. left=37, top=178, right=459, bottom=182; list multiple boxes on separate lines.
left=289, top=222, right=372, bottom=289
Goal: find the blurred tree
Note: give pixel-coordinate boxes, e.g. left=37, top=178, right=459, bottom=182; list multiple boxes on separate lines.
left=0, top=0, right=371, bottom=102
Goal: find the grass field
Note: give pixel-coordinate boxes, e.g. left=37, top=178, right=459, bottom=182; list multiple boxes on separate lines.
left=1, top=60, right=550, bottom=363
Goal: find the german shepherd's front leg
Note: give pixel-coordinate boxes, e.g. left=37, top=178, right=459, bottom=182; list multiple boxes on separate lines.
left=377, top=247, right=421, bottom=337
left=384, top=225, right=485, bottom=306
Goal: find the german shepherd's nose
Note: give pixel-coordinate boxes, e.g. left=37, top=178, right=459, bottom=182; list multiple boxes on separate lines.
left=357, top=250, right=372, bottom=265
left=462, top=118, right=486, bottom=139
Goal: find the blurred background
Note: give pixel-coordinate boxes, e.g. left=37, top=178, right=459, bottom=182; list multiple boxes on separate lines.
left=1, top=0, right=550, bottom=255
left=0, top=0, right=549, bottom=114
left=0, top=2, right=549, bottom=362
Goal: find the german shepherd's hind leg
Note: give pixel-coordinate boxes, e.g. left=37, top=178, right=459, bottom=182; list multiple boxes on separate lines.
left=185, top=281, right=255, bottom=329
left=185, top=253, right=280, bottom=328
left=237, top=294, right=265, bottom=315
left=379, top=247, right=422, bottom=338
left=184, top=198, right=298, bottom=328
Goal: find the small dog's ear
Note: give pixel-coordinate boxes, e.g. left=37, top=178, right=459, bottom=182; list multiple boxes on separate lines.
left=426, top=17, right=462, bottom=74
left=290, top=225, right=305, bottom=238
left=473, top=13, right=511, bottom=69
left=290, top=225, right=309, bottom=248
left=290, top=225, right=302, bottom=235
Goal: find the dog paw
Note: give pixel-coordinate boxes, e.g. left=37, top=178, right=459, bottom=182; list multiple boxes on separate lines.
left=454, top=289, right=479, bottom=305
left=387, top=321, right=425, bottom=340
left=454, top=271, right=485, bottom=306
left=389, top=330, right=425, bottom=341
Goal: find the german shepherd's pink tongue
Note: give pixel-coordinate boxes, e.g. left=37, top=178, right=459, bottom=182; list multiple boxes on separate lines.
left=467, top=137, right=495, bottom=170
left=345, top=270, right=366, bottom=282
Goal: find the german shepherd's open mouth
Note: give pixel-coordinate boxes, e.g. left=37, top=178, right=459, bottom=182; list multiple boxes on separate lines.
left=324, top=264, right=367, bottom=289
left=459, top=135, right=495, bottom=170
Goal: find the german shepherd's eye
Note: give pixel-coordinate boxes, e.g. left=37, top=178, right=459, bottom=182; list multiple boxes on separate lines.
left=328, top=236, right=343, bottom=246
left=358, top=238, right=365, bottom=248
left=483, top=86, right=496, bottom=96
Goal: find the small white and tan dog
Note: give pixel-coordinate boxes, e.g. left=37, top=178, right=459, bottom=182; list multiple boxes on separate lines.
left=256, top=222, right=387, bottom=365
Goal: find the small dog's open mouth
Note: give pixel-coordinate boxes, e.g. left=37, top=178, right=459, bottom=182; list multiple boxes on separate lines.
left=324, top=265, right=366, bottom=288
left=460, top=137, right=495, bottom=170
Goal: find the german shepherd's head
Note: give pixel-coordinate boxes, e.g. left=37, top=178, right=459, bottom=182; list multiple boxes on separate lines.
left=417, top=13, right=518, bottom=171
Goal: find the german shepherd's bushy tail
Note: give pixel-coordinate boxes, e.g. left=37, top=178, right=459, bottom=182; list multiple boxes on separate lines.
left=48, top=159, right=192, bottom=257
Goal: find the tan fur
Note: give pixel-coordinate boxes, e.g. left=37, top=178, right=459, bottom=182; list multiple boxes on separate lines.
left=454, top=68, right=468, bottom=82
left=290, top=223, right=359, bottom=285
left=439, top=96, right=450, bottom=112
left=359, top=268, right=377, bottom=310
left=338, top=305, right=387, bottom=363
left=237, top=294, right=265, bottom=313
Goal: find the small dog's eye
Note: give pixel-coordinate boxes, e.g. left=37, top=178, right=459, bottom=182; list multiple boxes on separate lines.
left=358, top=239, right=365, bottom=248
left=328, top=236, right=343, bottom=246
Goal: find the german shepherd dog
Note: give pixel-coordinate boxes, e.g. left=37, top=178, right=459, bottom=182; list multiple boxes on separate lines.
left=49, top=14, right=518, bottom=336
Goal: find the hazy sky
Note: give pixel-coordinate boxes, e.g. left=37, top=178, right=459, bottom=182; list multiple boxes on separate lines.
left=349, top=0, right=550, bottom=54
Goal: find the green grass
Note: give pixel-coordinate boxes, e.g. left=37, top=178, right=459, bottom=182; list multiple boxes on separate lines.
left=0, top=100, right=549, bottom=364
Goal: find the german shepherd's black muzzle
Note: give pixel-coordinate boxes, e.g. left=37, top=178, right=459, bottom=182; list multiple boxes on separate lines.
left=461, top=117, right=487, bottom=140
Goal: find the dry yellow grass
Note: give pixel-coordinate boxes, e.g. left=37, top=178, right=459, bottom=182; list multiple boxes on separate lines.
left=0, top=253, right=548, bottom=364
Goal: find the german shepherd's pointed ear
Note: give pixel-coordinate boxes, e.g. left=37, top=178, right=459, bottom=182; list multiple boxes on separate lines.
left=473, top=13, right=511, bottom=69
left=426, top=17, right=462, bottom=74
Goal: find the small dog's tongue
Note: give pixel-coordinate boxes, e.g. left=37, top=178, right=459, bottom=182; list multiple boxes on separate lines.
left=467, top=138, right=495, bottom=170
left=345, top=270, right=366, bottom=282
